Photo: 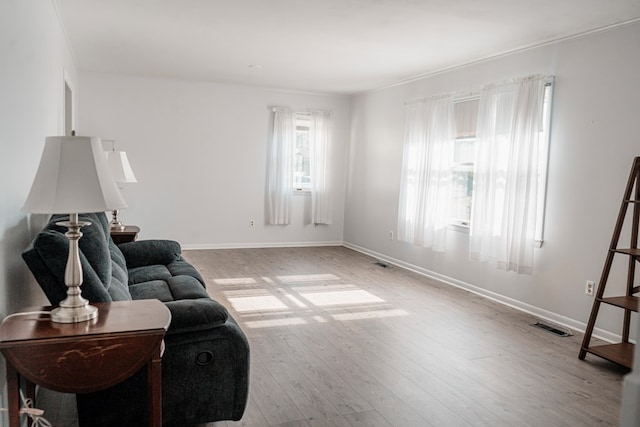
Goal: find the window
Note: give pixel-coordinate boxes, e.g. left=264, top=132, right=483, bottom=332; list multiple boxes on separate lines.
left=266, top=108, right=333, bottom=225
left=450, top=98, right=479, bottom=227
left=449, top=83, right=552, bottom=239
left=294, top=113, right=311, bottom=191
left=535, top=83, right=553, bottom=242
left=469, top=75, right=553, bottom=273
left=398, top=75, right=552, bottom=271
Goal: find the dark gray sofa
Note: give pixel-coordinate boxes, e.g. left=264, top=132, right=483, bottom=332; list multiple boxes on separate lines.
left=22, top=212, right=249, bottom=426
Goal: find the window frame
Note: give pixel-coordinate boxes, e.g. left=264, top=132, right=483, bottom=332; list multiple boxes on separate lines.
left=533, top=82, right=554, bottom=245
left=293, top=112, right=312, bottom=192
left=448, top=81, right=553, bottom=246
left=449, top=96, right=480, bottom=228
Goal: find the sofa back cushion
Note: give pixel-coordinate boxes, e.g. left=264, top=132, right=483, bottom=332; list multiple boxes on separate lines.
left=22, top=212, right=132, bottom=304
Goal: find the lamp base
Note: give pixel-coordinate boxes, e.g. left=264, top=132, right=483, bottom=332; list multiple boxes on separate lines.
left=110, top=209, right=125, bottom=230
left=50, top=301, right=98, bottom=323
left=52, top=214, right=99, bottom=324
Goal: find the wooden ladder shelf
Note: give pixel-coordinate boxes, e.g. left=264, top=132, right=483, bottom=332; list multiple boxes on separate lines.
left=579, top=156, right=640, bottom=368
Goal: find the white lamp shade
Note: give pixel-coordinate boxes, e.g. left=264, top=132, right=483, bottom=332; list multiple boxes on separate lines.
left=22, top=136, right=128, bottom=214
left=106, top=151, right=138, bottom=183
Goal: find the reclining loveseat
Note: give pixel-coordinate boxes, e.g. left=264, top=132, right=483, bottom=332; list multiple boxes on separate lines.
left=22, top=212, right=249, bottom=426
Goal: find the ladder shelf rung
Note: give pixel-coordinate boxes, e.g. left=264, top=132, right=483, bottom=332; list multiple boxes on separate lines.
left=600, top=296, right=639, bottom=311
left=613, top=248, right=640, bottom=257
left=584, top=342, right=634, bottom=368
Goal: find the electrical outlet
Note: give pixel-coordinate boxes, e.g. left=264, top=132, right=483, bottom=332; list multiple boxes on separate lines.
left=585, top=280, right=595, bottom=296
left=389, top=231, right=394, bottom=240
left=250, top=220, right=255, bottom=227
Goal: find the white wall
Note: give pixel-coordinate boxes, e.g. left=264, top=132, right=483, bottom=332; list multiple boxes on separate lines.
left=0, top=0, right=79, bottom=407
left=344, top=21, right=640, bottom=339
left=0, top=0, right=78, bottom=316
left=79, top=75, right=350, bottom=248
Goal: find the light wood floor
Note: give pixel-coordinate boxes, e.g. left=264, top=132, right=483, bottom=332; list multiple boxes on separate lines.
left=184, top=246, right=626, bottom=427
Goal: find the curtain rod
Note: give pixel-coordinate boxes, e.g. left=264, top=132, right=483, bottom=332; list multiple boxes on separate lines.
left=405, top=74, right=554, bottom=106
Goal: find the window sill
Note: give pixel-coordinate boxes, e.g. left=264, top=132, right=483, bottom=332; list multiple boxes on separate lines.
left=293, top=189, right=311, bottom=195
left=448, top=223, right=470, bottom=233
left=447, top=223, right=544, bottom=248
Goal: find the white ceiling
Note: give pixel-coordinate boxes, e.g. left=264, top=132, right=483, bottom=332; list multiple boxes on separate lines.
left=55, top=0, right=640, bottom=94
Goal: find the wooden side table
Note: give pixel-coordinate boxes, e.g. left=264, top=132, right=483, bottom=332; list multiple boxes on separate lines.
left=0, top=300, right=171, bottom=427
left=110, top=225, right=141, bottom=244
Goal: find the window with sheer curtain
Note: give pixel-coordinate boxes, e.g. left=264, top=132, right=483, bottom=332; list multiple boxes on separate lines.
left=397, top=94, right=455, bottom=252
left=398, top=75, right=553, bottom=273
left=451, top=98, right=479, bottom=227
left=266, top=107, right=294, bottom=225
left=469, top=75, right=552, bottom=274
left=266, top=108, right=332, bottom=225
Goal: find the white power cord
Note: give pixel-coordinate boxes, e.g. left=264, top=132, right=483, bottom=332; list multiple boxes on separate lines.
left=1, top=312, right=53, bottom=426
left=18, top=390, right=51, bottom=427
left=1, top=312, right=51, bottom=322
left=0, top=389, right=52, bottom=427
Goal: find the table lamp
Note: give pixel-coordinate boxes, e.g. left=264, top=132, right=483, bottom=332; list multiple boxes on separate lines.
left=105, top=143, right=138, bottom=230
left=22, top=135, right=127, bottom=323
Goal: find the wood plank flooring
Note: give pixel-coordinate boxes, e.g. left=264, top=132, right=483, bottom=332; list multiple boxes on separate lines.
left=185, top=246, right=626, bottom=427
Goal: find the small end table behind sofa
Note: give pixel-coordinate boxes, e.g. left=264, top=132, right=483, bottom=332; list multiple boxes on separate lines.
left=110, top=225, right=140, bottom=244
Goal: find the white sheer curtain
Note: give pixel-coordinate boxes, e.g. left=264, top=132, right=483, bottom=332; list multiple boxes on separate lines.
left=469, top=75, right=546, bottom=273
left=266, top=107, right=294, bottom=225
left=397, top=94, right=455, bottom=252
left=309, top=111, right=332, bottom=225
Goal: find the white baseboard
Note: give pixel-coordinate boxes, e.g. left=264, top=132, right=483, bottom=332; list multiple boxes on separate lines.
left=342, top=241, right=620, bottom=344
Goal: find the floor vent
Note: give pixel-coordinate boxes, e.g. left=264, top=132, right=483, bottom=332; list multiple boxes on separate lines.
left=373, top=261, right=389, bottom=268
left=532, top=321, right=572, bottom=337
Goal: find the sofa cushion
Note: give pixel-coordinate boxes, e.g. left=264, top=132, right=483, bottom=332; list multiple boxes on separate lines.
left=164, top=299, right=230, bottom=336
left=167, top=260, right=206, bottom=287
left=118, top=240, right=182, bottom=269
left=167, top=275, right=209, bottom=300
left=109, top=262, right=133, bottom=301
left=128, top=265, right=173, bottom=284
left=129, top=274, right=209, bottom=302
left=129, top=280, right=174, bottom=302
left=24, top=220, right=133, bottom=303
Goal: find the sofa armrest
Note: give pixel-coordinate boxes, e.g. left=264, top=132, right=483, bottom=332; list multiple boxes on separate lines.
left=164, top=299, right=230, bottom=336
left=118, top=240, right=182, bottom=268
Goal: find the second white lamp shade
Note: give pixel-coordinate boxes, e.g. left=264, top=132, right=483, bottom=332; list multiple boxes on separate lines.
left=106, top=150, right=138, bottom=184
left=22, top=136, right=127, bottom=214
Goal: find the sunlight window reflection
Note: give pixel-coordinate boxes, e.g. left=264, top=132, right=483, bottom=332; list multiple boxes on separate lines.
left=213, top=277, right=257, bottom=285
left=292, top=284, right=358, bottom=292
left=284, top=294, right=308, bottom=308
left=300, top=290, right=384, bottom=307
left=276, top=274, right=341, bottom=283
left=228, top=295, right=288, bottom=312
left=332, top=309, right=409, bottom=321
left=223, top=288, right=272, bottom=298
left=245, top=317, right=307, bottom=329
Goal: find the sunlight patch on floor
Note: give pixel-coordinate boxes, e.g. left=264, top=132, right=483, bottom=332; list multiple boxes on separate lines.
left=213, top=277, right=258, bottom=285
left=244, top=317, right=308, bottom=328
left=228, top=295, right=288, bottom=312
left=212, top=271, right=404, bottom=330
left=331, top=309, right=409, bottom=321
left=222, top=288, right=272, bottom=298
left=291, top=284, right=359, bottom=292
left=283, top=293, right=308, bottom=308
left=299, top=290, right=385, bottom=307
left=276, top=273, right=341, bottom=283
